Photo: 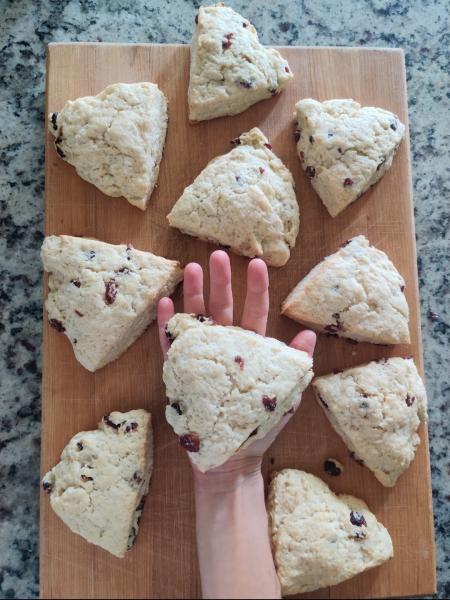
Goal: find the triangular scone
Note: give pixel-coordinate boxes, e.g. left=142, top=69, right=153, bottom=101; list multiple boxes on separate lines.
left=295, top=99, right=405, bottom=217
left=43, top=410, right=152, bottom=558
left=281, top=235, right=410, bottom=344
left=189, top=4, right=293, bottom=121
left=48, top=83, right=168, bottom=210
left=269, top=469, right=393, bottom=595
left=167, top=128, right=299, bottom=266
left=313, top=358, right=427, bottom=487
left=163, top=314, right=313, bottom=472
left=42, top=235, right=183, bottom=372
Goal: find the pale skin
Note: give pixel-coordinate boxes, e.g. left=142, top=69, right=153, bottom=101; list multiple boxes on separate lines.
left=157, top=251, right=316, bottom=600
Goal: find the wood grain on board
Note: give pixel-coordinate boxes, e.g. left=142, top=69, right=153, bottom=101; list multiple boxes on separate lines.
left=41, top=44, right=436, bottom=599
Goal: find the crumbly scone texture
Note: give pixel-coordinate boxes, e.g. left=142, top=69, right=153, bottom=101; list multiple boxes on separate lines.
left=281, top=235, right=410, bottom=344
left=42, top=410, right=153, bottom=558
left=167, top=128, right=299, bottom=267
left=163, top=314, right=313, bottom=472
left=41, top=235, right=183, bottom=372
left=189, top=4, right=293, bottom=121
left=48, top=82, right=168, bottom=210
left=268, top=469, right=393, bottom=595
left=313, top=357, right=427, bottom=487
left=295, top=98, right=405, bottom=217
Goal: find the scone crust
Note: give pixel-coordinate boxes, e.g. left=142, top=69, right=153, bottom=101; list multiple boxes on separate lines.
left=168, top=128, right=299, bottom=267
left=281, top=235, right=410, bottom=344
left=42, top=235, right=183, bottom=371
left=268, top=469, right=393, bottom=595
left=163, top=314, right=313, bottom=472
left=313, top=357, right=428, bottom=486
left=43, top=409, right=153, bottom=558
left=189, top=4, right=292, bottom=121
left=295, top=98, right=405, bottom=216
left=48, top=82, right=168, bottom=209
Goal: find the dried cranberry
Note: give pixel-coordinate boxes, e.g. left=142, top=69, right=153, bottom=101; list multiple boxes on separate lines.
left=81, top=474, right=93, bottom=482
left=328, top=132, right=334, bottom=137
left=71, top=278, right=81, bottom=287
left=258, top=167, right=265, bottom=174
left=165, top=325, right=175, bottom=342
left=125, top=422, right=138, bottom=433
left=105, top=278, right=118, bottom=305
left=269, top=88, right=278, bottom=95
left=51, top=112, right=58, bottom=130
left=117, top=267, right=131, bottom=274
left=400, top=284, right=405, bottom=292
left=180, top=433, right=200, bottom=452
left=390, top=122, right=397, bottom=131
left=294, top=129, right=301, bottom=142
left=350, top=451, right=364, bottom=466
left=49, top=319, right=65, bottom=332
left=354, top=531, right=367, bottom=540
left=235, top=175, right=241, bottom=182
left=230, top=137, right=241, bottom=146
left=299, top=150, right=305, bottom=162
left=133, top=471, right=143, bottom=484
left=264, top=142, right=272, bottom=150
left=324, top=459, right=342, bottom=476
left=103, top=414, right=121, bottom=430
left=343, top=178, right=353, bottom=187
left=240, top=80, right=253, bottom=88
left=87, top=250, right=95, bottom=260
left=76, top=442, right=83, bottom=451
left=195, top=14, right=198, bottom=24
left=243, top=21, right=248, bottom=27
left=285, top=66, right=290, bottom=73
left=405, top=394, right=415, bottom=407
left=42, top=481, right=52, bottom=494
left=350, top=511, right=367, bottom=527
left=324, top=324, right=340, bottom=334
left=126, top=243, right=133, bottom=260
left=309, top=135, right=314, bottom=144
left=262, top=395, right=277, bottom=412
left=427, top=309, right=439, bottom=322
left=222, top=32, right=234, bottom=50
left=55, top=145, right=66, bottom=158
left=305, top=166, right=315, bottom=178
left=74, top=310, right=84, bottom=317
left=318, top=394, right=329, bottom=409
left=171, top=402, right=183, bottom=415
left=234, top=355, right=244, bottom=370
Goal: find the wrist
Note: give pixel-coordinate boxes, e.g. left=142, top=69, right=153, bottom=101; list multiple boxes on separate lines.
left=193, top=455, right=263, bottom=494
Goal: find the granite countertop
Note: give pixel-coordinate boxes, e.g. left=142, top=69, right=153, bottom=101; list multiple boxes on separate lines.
left=0, top=1, right=448, bottom=598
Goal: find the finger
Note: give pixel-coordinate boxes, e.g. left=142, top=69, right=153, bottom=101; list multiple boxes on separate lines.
left=208, top=250, right=233, bottom=325
left=183, top=262, right=206, bottom=315
left=157, top=297, right=175, bottom=360
left=289, top=329, right=317, bottom=358
left=240, top=259, right=269, bottom=335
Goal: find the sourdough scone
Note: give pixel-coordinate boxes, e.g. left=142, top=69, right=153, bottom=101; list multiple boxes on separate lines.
left=163, top=314, right=313, bottom=472
left=189, top=4, right=292, bottom=121
left=313, top=357, right=427, bottom=486
left=48, top=82, right=168, bottom=210
left=295, top=99, right=405, bottom=217
left=281, top=235, right=410, bottom=344
left=269, top=469, right=393, bottom=595
left=42, top=235, right=183, bottom=372
left=42, top=410, right=153, bottom=558
left=167, top=128, right=299, bottom=267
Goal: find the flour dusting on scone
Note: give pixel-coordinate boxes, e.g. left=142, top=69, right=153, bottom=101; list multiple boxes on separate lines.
left=41, top=235, right=183, bottom=372
left=295, top=99, right=405, bottom=216
left=163, top=314, right=313, bottom=472
left=48, top=82, right=168, bottom=209
left=281, top=235, right=410, bottom=344
left=313, top=357, right=427, bottom=486
left=42, top=410, right=153, bottom=558
left=167, top=128, right=299, bottom=267
left=268, top=469, right=393, bottom=595
left=189, top=4, right=293, bottom=121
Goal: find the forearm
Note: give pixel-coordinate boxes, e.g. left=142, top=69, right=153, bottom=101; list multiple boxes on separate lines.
left=194, top=460, right=280, bottom=600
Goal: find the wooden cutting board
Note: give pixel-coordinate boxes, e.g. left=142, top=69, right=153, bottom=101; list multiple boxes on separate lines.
left=41, top=43, right=436, bottom=599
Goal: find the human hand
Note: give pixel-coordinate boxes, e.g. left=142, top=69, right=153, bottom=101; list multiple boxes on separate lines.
left=157, top=250, right=316, bottom=483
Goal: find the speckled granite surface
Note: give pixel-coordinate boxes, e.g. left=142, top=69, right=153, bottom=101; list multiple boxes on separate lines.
left=0, top=1, right=448, bottom=598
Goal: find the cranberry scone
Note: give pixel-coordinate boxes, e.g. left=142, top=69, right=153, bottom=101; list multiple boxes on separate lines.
left=167, top=128, right=299, bottom=267
left=42, top=410, right=152, bottom=558
left=189, top=4, right=293, bottom=121
left=42, top=235, right=183, bottom=372
left=313, top=357, right=427, bottom=486
left=281, top=235, right=410, bottom=344
left=295, top=99, right=405, bottom=216
left=163, top=314, right=313, bottom=472
left=269, top=469, right=393, bottom=595
left=48, top=82, right=168, bottom=210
